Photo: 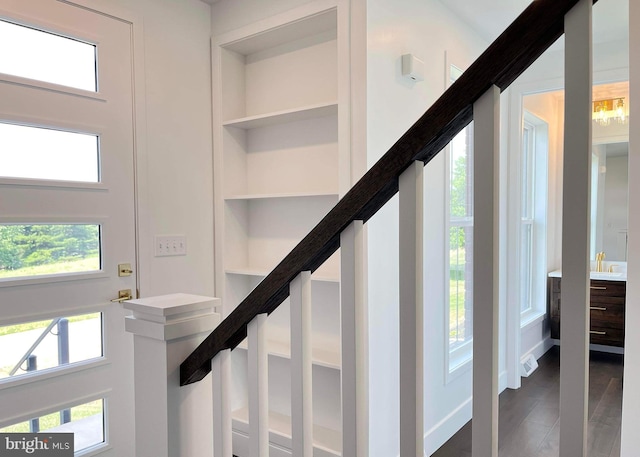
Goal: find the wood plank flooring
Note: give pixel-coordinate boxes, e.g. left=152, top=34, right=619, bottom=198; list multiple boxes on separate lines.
left=431, top=346, right=624, bottom=457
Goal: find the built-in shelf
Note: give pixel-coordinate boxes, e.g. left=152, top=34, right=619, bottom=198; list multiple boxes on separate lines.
left=216, top=6, right=343, bottom=453
left=232, top=406, right=341, bottom=457
left=225, top=191, right=339, bottom=201
left=223, top=9, right=337, bottom=56
left=223, top=102, right=338, bottom=130
left=236, top=336, right=340, bottom=370
left=226, top=268, right=339, bottom=283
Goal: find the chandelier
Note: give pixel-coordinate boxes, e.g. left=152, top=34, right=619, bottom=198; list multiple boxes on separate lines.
left=593, top=97, right=627, bottom=126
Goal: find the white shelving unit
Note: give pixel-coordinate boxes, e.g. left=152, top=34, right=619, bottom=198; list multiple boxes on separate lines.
left=212, top=2, right=349, bottom=455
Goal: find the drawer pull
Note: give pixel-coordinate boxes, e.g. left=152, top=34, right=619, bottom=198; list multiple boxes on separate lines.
left=590, top=306, right=607, bottom=311
left=590, top=286, right=607, bottom=290
left=590, top=330, right=607, bottom=335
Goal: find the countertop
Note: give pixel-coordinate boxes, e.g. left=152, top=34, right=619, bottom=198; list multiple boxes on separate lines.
left=548, top=269, right=627, bottom=281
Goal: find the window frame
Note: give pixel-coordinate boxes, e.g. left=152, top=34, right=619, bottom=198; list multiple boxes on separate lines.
left=0, top=216, right=108, bottom=288
left=445, top=116, right=475, bottom=375
left=0, top=17, right=98, bottom=92
left=0, top=120, right=102, bottom=184
left=519, top=112, right=549, bottom=327
left=0, top=11, right=104, bottom=101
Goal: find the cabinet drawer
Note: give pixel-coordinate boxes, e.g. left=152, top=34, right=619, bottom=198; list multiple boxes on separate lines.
left=590, top=280, right=626, bottom=297
left=590, top=303, right=624, bottom=329
left=589, top=326, right=624, bottom=347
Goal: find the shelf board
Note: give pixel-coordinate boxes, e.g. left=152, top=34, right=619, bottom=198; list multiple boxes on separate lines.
left=222, top=9, right=337, bottom=56
left=225, top=191, right=338, bottom=201
left=232, top=406, right=341, bottom=456
left=222, top=102, right=338, bottom=130
left=226, top=268, right=339, bottom=283
left=236, top=337, right=340, bottom=370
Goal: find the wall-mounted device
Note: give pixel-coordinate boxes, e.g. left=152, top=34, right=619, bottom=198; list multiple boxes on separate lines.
left=401, top=53, right=425, bottom=82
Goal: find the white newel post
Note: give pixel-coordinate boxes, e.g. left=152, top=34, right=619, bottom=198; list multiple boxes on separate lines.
left=123, top=293, right=221, bottom=457
left=560, top=1, right=592, bottom=456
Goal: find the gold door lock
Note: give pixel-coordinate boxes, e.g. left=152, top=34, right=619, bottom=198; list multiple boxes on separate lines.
left=118, top=263, right=133, bottom=277
left=110, top=289, right=133, bottom=303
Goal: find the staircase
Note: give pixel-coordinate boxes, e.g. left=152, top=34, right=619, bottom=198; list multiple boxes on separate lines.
left=180, top=0, right=600, bottom=455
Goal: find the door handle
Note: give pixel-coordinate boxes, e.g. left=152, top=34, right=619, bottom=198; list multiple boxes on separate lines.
left=110, top=289, right=133, bottom=303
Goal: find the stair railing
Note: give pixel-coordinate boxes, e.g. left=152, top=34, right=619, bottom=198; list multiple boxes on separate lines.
left=181, top=0, right=598, bottom=455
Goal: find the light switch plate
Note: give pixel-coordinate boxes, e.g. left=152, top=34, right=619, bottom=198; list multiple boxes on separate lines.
left=155, top=235, right=187, bottom=257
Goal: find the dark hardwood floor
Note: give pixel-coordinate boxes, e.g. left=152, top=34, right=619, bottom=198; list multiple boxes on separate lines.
left=432, top=346, right=624, bottom=457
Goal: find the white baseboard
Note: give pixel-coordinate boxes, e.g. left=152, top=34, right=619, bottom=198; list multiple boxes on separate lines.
left=522, top=336, right=554, bottom=362
left=589, top=343, right=624, bottom=354
left=499, top=369, right=508, bottom=392
left=424, top=396, right=472, bottom=455
left=423, top=368, right=509, bottom=455
left=552, top=338, right=625, bottom=355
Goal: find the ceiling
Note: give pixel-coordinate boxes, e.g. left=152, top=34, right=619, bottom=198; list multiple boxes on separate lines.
left=438, top=0, right=628, bottom=45
left=201, top=0, right=628, bottom=46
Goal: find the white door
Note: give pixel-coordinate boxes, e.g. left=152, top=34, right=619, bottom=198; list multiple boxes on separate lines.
left=0, top=1, right=137, bottom=454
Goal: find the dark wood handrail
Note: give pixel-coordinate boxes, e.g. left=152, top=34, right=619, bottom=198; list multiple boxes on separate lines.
left=181, top=0, right=593, bottom=385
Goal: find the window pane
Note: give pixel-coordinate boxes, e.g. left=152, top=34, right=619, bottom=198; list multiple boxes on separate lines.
left=0, top=224, right=101, bottom=279
left=0, top=123, right=99, bottom=183
left=0, top=313, right=102, bottom=380
left=447, top=124, right=474, bottom=364
left=520, top=223, right=533, bottom=312
left=0, top=20, right=96, bottom=91
left=0, top=399, right=105, bottom=452
left=449, top=226, right=466, bottom=345
left=450, top=130, right=472, bottom=218
left=449, top=225, right=473, bottom=347
left=521, top=124, right=535, bottom=219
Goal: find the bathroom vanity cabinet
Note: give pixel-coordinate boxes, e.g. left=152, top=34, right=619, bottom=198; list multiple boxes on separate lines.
left=549, top=276, right=626, bottom=347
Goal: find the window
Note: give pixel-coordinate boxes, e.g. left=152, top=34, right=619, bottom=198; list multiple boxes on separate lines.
left=0, top=313, right=103, bottom=381
left=520, top=122, right=535, bottom=313
left=0, top=399, right=105, bottom=452
left=445, top=63, right=474, bottom=373
left=0, top=224, right=101, bottom=279
left=446, top=124, right=474, bottom=371
left=0, top=19, right=97, bottom=91
left=519, top=112, right=548, bottom=323
left=0, top=122, right=100, bottom=183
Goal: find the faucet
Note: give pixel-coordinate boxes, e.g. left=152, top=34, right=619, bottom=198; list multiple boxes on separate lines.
left=596, top=252, right=605, bottom=272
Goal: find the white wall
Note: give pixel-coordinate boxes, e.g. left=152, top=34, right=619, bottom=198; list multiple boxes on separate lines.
left=621, top=0, right=640, bottom=454
left=366, top=1, right=487, bottom=454
left=110, top=0, right=215, bottom=297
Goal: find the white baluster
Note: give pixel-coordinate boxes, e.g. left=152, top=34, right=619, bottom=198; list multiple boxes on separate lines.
left=248, top=313, right=269, bottom=456
left=212, top=349, right=232, bottom=456
left=399, top=161, right=424, bottom=456
left=290, top=271, right=313, bottom=457
left=472, top=84, right=500, bottom=457
left=561, top=1, right=592, bottom=455
left=621, top=1, right=640, bottom=453
left=341, top=220, right=368, bottom=457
